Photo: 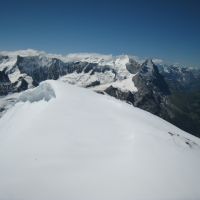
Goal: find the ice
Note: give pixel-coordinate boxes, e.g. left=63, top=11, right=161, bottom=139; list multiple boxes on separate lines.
left=18, top=82, right=56, bottom=102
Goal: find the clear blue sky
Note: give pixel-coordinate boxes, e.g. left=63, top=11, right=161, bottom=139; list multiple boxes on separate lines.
left=0, top=0, right=200, bottom=67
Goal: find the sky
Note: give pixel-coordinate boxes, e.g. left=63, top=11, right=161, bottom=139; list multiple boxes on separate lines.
left=0, top=0, right=200, bottom=67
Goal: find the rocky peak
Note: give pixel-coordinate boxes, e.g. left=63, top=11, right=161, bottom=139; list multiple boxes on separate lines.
left=125, top=58, right=141, bottom=74
left=139, top=59, right=158, bottom=76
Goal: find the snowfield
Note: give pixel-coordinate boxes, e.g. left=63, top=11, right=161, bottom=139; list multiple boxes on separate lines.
left=0, top=80, right=200, bottom=200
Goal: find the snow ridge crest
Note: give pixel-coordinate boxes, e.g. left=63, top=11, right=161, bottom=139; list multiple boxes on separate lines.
left=18, top=81, right=56, bottom=102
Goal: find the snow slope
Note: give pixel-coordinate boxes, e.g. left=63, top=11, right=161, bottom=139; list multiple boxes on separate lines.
left=0, top=80, right=200, bottom=200
left=92, top=74, right=138, bottom=92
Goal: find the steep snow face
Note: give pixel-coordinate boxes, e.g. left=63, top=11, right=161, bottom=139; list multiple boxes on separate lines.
left=0, top=80, right=199, bottom=200
left=114, top=55, right=132, bottom=79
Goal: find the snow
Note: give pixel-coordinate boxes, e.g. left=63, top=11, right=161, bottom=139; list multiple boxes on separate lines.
left=93, top=74, right=138, bottom=92
left=0, top=93, right=20, bottom=117
left=0, top=55, right=17, bottom=71
left=0, top=50, right=115, bottom=66
left=24, top=75, right=34, bottom=88
left=59, top=54, right=134, bottom=90
left=63, top=53, right=114, bottom=64
left=114, top=55, right=132, bottom=79
left=0, top=49, right=132, bottom=71
left=18, top=82, right=56, bottom=102
left=60, top=70, right=115, bottom=87
left=7, top=67, right=21, bottom=83
left=111, top=75, right=138, bottom=92
left=0, top=80, right=199, bottom=200
left=0, top=49, right=138, bottom=94
left=61, top=53, right=133, bottom=80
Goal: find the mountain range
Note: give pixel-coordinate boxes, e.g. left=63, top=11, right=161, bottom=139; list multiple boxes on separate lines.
left=0, top=49, right=200, bottom=137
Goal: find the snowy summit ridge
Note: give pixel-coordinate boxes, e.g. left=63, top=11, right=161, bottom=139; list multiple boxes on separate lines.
left=0, top=80, right=200, bottom=200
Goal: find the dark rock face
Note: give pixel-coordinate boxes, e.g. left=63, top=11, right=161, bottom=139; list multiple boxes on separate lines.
left=0, top=68, right=29, bottom=96
left=0, top=55, right=9, bottom=64
left=137, top=59, right=170, bottom=94
left=126, top=58, right=141, bottom=74
left=0, top=70, right=13, bottom=96
left=105, top=86, right=135, bottom=104
left=132, top=59, right=170, bottom=115
left=89, top=64, right=116, bottom=76
left=104, top=59, right=171, bottom=116
left=0, top=70, right=10, bottom=83
left=14, top=78, right=29, bottom=92
left=158, top=65, right=199, bottom=92
left=0, top=84, right=13, bottom=96
left=16, top=56, right=69, bottom=86
left=86, top=81, right=100, bottom=88
left=0, top=80, right=29, bottom=96
left=16, top=56, right=116, bottom=86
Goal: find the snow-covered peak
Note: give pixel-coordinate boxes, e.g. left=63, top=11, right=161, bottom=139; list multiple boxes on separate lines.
left=115, top=55, right=129, bottom=65
left=146, top=59, right=154, bottom=68
left=0, top=50, right=115, bottom=65
left=0, top=49, right=133, bottom=67
left=62, top=53, right=132, bottom=71
left=0, top=49, right=191, bottom=69
left=139, top=59, right=156, bottom=76
left=63, top=53, right=114, bottom=64
left=0, top=49, right=49, bottom=72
